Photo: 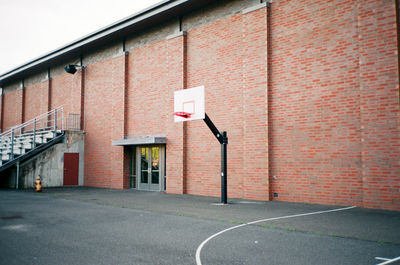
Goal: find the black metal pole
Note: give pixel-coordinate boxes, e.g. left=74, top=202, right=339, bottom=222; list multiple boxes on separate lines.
left=221, top=131, right=227, bottom=204
left=203, top=113, right=228, bottom=204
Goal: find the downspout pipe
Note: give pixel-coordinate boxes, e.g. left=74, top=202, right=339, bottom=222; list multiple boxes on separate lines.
left=79, top=56, right=85, bottom=131
left=396, top=0, right=400, bottom=105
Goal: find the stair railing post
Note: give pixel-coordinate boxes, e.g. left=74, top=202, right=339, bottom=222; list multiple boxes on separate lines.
left=62, top=108, right=64, bottom=131
left=54, top=109, right=57, bottom=138
left=33, top=118, right=37, bottom=149
left=11, top=128, right=14, bottom=160
left=16, top=161, right=20, bottom=190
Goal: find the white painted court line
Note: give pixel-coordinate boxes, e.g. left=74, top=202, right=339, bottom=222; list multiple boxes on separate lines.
left=375, top=256, right=400, bottom=265
left=195, top=206, right=356, bottom=265
left=376, top=257, right=391, bottom=261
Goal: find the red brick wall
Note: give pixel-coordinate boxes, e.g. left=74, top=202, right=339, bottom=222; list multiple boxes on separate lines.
left=24, top=81, right=49, bottom=122
left=83, top=55, right=125, bottom=189
left=3, top=89, right=23, bottom=130
left=165, top=34, right=186, bottom=194
left=358, top=0, right=400, bottom=210
left=3, top=0, right=397, bottom=210
left=185, top=7, right=269, bottom=200
left=126, top=41, right=168, bottom=136
left=51, top=72, right=82, bottom=116
left=126, top=38, right=184, bottom=191
left=186, top=14, right=241, bottom=199
left=242, top=7, right=269, bottom=200
left=125, top=40, right=172, bottom=190
left=269, top=0, right=400, bottom=210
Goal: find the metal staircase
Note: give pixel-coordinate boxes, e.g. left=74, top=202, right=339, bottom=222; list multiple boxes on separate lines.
left=0, top=107, right=80, bottom=172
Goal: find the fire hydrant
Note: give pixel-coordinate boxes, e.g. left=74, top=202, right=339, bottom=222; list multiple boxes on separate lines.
left=35, top=177, right=42, bottom=192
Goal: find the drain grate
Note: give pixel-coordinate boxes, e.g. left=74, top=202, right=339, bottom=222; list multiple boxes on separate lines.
left=1, top=216, right=23, bottom=220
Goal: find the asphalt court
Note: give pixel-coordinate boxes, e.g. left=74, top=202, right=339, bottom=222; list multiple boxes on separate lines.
left=0, top=188, right=399, bottom=265
left=200, top=224, right=399, bottom=265
left=196, top=206, right=399, bottom=265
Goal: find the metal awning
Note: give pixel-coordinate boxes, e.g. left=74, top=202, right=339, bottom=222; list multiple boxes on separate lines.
left=112, top=134, right=166, bottom=146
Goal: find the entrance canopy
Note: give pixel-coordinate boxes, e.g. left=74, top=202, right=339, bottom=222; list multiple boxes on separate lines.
left=112, top=134, right=166, bottom=146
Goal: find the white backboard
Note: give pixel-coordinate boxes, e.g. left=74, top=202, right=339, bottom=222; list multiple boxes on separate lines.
left=174, top=86, right=205, bottom=122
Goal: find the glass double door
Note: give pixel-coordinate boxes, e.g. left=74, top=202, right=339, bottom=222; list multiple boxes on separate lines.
left=136, top=146, right=164, bottom=191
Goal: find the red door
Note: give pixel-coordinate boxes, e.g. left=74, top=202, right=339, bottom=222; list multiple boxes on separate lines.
left=63, top=153, right=79, bottom=186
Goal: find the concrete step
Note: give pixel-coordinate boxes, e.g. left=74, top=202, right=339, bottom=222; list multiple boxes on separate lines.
left=35, top=138, right=47, bottom=144
left=0, top=130, right=59, bottom=142
left=13, top=143, right=32, bottom=150
left=22, top=143, right=33, bottom=149
left=18, top=139, right=33, bottom=145
left=1, top=148, right=23, bottom=155
left=44, top=131, right=55, bottom=138
left=1, top=138, right=30, bottom=146
left=0, top=129, right=62, bottom=167
left=1, top=149, right=10, bottom=155
left=16, top=136, right=31, bottom=142
left=0, top=136, right=51, bottom=152
left=0, top=149, right=24, bottom=160
left=10, top=149, right=22, bottom=155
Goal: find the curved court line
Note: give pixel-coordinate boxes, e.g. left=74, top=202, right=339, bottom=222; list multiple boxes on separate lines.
left=375, top=256, right=400, bottom=265
left=195, top=205, right=356, bottom=265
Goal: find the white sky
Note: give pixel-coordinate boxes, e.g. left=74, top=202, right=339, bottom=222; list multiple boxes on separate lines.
left=0, top=0, right=161, bottom=74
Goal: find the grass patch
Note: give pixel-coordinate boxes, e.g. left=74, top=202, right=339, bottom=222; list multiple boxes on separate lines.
left=228, top=220, right=244, bottom=224
left=260, top=225, right=277, bottom=229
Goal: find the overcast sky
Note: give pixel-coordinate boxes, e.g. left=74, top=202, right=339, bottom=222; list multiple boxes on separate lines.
left=0, top=0, right=161, bottom=74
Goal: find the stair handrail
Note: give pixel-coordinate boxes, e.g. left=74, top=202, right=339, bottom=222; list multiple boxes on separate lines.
left=0, top=106, right=64, bottom=139
left=0, top=106, right=84, bottom=172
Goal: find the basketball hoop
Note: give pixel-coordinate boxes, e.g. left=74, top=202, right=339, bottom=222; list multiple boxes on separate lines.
left=172, top=86, right=228, bottom=204
left=173, top=112, right=192, bottom=119
left=174, top=86, right=204, bottom=122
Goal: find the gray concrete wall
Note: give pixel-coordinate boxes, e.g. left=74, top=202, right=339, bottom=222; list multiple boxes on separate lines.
left=24, top=71, right=48, bottom=86
left=182, top=0, right=260, bottom=31
left=83, top=42, right=123, bottom=66
left=3, top=80, right=22, bottom=94
left=125, top=18, right=179, bottom=50
left=19, top=131, right=84, bottom=188
left=51, top=58, right=81, bottom=77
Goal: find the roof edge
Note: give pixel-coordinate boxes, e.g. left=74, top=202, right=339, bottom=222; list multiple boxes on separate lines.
left=0, top=0, right=191, bottom=85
